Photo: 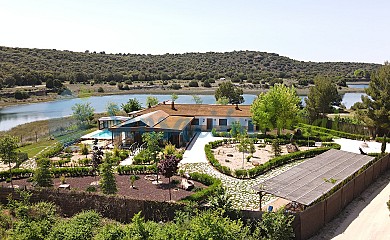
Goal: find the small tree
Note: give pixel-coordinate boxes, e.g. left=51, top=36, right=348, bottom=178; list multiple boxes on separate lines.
left=146, top=96, right=159, bottom=107
left=192, top=95, right=203, bottom=104
left=158, top=155, right=180, bottom=201
left=33, top=158, right=53, bottom=187
left=0, top=135, right=19, bottom=188
left=121, top=98, right=141, bottom=114
left=72, top=102, right=95, bottom=128
left=91, top=145, right=104, bottom=177
left=255, top=207, right=295, bottom=240
left=237, top=135, right=251, bottom=169
left=171, top=93, right=178, bottom=102
left=81, top=144, right=89, bottom=158
left=100, top=154, right=117, bottom=195
left=230, top=121, right=245, bottom=138
left=272, top=139, right=282, bottom=157
left=106, top=102, right=120, bottom=116
left=130, top=175, right=137, bottom=189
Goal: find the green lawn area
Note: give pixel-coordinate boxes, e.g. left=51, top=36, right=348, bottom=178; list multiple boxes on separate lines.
left=18, top=128, right=97, bottom=158
left=18, top=139, right=58, bottom=158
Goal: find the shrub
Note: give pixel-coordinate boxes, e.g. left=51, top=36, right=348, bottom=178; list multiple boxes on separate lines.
left=181, top=173, right=222, bottom=202
left=170, top=83, right=181, bottom=90
left=97, top=87, right=104, bottom=93
left=188, top=80, right=199, bottom=87
left=117, top=164, right=157, bottom=175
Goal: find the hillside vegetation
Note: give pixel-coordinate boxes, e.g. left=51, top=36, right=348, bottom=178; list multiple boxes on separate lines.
left=0, top=46, right=380, bottom=88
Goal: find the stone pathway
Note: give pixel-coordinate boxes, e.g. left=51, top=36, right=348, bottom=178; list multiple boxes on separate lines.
left=178, top=132, right=305, bottom=210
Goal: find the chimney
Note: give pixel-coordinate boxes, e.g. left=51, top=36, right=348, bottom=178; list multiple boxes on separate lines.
left=171, top=101, right=175, bottom=110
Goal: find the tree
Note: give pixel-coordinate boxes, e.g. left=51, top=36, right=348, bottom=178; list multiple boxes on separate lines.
left=237, top=135, right=252, bottom=169
left=0, top=135, right=19, bottom=188
left=99, top=154, right=117, bottom=195
left=143, top=132, right=164, bottom=182
left=230, top=121, right=245, bottom=138
left=305, top=76, right=341, bottom=121
left=33, top=158, right=53, bottom=187
left=251, top=83, right=301, bottom=135
left=216, top=96, right=229, bottom=105
left=146, top=96, right=159, bottom=107
left=254, top=207, right=295, bottom=240
left=72, top=102, right=95, bottom=128
left=171, top=93, right=178, bottom=102
left=91, top=142, right=104, bottom=177
left=360, top=64, right=390, bottom=136
left=272, top=139, right=282, bottom=157
left=158, top=155, right=180, bottom=201
left=80, top=143, right=89, bottom=158
left=106, top=102, right=120, bottom=116
left=215, top=81, right=244, bottom=104
left=121, top=98, right=142, bottom=113
left=192, top=95, right=203, bottom=104
left=46, top=79, right=54, bottom=88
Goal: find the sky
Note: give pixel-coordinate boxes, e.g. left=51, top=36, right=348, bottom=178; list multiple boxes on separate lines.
left=0, top=0, right=388, bottom=64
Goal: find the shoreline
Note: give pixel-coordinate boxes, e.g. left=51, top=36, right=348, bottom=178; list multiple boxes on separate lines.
left=0, top=84, right=366, bottom=109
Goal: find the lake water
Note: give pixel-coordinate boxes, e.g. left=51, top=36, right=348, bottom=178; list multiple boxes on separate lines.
left=0, top=93, right=365, bottom=132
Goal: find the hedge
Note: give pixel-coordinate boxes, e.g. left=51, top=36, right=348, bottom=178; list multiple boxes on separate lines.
left=0, top=168, right=33, bottom=181
left=180, top=172, right=222, bottom=202
left=51, top=167, right=94, bottom=178
left=205, top=140, right=341, bottom=179
left=376, top=137, right=390, bottom=143
left=298, top=123, right=369, bottom=140
left=117, top=164, right=157, bottom=175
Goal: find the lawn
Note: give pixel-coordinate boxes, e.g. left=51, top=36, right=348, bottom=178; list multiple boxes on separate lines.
left=18, top=128, right=97, bottom=158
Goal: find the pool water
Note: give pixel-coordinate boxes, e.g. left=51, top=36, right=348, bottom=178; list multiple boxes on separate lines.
left=82, top=129, right=113, bottom=140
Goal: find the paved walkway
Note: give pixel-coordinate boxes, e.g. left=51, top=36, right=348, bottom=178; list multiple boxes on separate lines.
left=333, top=138, right=389, bottom=154
left=181, top=132, right=223, bottom=164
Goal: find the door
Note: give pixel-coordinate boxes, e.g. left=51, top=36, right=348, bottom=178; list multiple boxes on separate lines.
left=248, top=120, right=254, bottom=132
left=206, top=118, right=213, bottom=130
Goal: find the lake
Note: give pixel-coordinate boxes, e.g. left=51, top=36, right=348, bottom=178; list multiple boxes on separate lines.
left=0, top=93, right=365, bottom=131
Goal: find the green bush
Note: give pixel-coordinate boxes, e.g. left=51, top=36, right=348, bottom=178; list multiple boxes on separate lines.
left=298, top=123, right=368, bottom=140
left=181, top=173, right=222, bottom=202
left=117, top=164, right=157, bottom=175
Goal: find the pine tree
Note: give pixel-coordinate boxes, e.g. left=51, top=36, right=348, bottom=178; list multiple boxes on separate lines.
left=99, top=154, right=117, bottom=195
left=34, top=158, right=53, bottom=187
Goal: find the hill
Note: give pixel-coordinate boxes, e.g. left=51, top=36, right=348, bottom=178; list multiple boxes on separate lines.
left=0, top=46, right=380, bottom=88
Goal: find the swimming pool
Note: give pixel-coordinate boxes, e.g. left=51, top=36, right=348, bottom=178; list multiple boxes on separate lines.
left=81, top=129, right=113, bottom=140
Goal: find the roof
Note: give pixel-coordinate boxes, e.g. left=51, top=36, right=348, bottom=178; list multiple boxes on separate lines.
left=98, top=116, right=131, bottom=121
left=252, top=149, right=375, bottom=206
left=112, top=110, right=169, bottom=128
left=154, top=116, right=194, bottom=131
left=135, top=103, right=251, bottom=118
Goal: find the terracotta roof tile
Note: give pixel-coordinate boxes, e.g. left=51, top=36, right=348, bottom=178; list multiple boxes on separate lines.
left=154, top=116, right=194, bottom=131
left=136, top=104, right=251, bottom=118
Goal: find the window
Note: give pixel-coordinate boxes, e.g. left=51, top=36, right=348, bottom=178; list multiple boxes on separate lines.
left=219, top=119, right=227, bottom=126
left=191, top=119, right=200, bottom=125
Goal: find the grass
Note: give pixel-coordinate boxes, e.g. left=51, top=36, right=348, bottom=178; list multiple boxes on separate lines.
left=17, top=127, right=97, bottom=158
left=18, top=139, right=58, bottom=158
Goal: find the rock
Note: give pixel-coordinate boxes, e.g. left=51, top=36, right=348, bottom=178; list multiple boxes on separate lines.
left=286, top=144, right=299, bottom=153
left=252, top=160, right=261, bottom=166
left=181, top=178, right=194, bottom=191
